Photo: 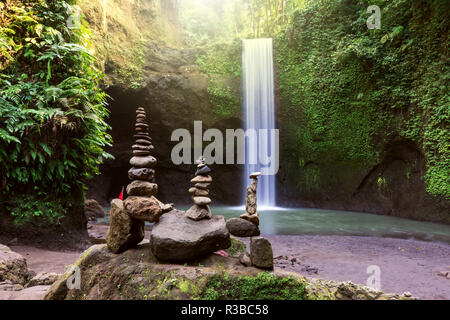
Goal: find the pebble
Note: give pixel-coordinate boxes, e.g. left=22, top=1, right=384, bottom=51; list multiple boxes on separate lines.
left=135, top=139, right=152, bottom=145
left=133, top=150, right=151, bottom=156
left=130, top=155, right=157, bottom=168
left=191, top=175, right=212, bottom=184
left=195, top=165, right=211, bottom=176
left=188, top=187, right=209, bottom=197
left=194, top=182, right=210, bottom=190
left=132, top=144, right=153, bottom=151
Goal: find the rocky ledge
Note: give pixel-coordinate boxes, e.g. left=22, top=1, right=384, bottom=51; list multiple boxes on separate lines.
left=44, top=242, right=414, bottom=300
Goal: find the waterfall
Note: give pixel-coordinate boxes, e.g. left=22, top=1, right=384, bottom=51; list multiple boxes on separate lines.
left=242, top=38, right=276, bottom=208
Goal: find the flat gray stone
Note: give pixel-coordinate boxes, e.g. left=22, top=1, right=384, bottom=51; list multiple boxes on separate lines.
left=128, top=168, right=155, bottom=181
left=193, top=196, right=211, bottom=205
left=106, top=199, right=144, bottom=254
left=226, top=217, right=260, bottom=237
left=150, top=210, right=230, bottom=262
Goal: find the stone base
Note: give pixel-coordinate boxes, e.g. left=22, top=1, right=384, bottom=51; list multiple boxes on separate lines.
left=106, top=199, right=145, bottom=254
left=150, top=210, right=230, bottom=262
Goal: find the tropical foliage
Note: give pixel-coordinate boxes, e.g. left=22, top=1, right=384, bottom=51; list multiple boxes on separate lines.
left=0, top=0, right=112, bottom=223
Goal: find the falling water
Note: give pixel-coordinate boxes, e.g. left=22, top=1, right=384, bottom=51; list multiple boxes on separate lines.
left=242, top=38, right=276, bottom=208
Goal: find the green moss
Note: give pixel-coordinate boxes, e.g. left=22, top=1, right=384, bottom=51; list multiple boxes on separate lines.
left=225, top=237, right=247, bottom=258
left=275, top=0, right=449, bottom=200
left=195, top=41, right=242, bottom=120
left=201, top=272, right=307, bottom=300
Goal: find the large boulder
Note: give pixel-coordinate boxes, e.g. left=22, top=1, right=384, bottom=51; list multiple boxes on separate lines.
left=226, top=217, right=260, bottom=237
left=0, top=244, right=29, bottom=286
left=44, top=244, right=415, bottom=300
left=150, top=210, right=231, bottom=262
left=250, top=237, right=274, bottom=270
left=84, top=199, right=106, bottom=220
left=106, top=199, right=145, bottom=254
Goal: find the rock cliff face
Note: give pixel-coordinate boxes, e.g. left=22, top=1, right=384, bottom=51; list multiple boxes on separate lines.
left=277, top=136, right=450, bottom=224
left=82, top=0, right=448, bottom=224
left=82, top=0, right=243, bottom=206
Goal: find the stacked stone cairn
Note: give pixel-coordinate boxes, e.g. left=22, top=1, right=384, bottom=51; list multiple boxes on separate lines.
left=150, top=156, right=231, bottom=262
left=186, top=156, right=212, bottom=220
left=226, top=172, right=274, bottom=269
left=106, top=107, right=173, bottom=254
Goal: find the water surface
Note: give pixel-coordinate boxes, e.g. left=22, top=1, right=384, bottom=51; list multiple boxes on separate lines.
left=205, top=206, right=450, bottom=243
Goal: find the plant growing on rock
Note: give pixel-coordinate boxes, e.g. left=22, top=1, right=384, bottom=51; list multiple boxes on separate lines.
left=0, top=0, right=112, bottom=224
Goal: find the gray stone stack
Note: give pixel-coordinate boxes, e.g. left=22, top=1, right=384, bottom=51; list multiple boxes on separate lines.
left=226, top=172, right=274, bottom=270
left=126, top=107, right=158, bottom=197
left=186, top=156, right=213, bottom=221
left=226, top=172, right=261, bottom=237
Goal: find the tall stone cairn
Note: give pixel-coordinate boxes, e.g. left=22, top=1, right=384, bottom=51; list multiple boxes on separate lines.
left=126, top=107, right=158, bottom=197
left=107, top=107, right=173, bottom=254
left=186, top=156, right=213, bottom=221
left=240, top=171, right=261, bottom=226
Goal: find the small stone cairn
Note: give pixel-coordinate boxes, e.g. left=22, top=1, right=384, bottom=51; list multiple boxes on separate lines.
left=226, top=172, right=274, bottom=269
left=186, top=156, right=213, bottom=221
left=150, top=157, right=230, bottom=262
left=106, top=107, right=173, bottom=254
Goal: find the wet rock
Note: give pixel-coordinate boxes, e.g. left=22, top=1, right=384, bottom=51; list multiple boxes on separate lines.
left=226, top=217, right=260, bottom=237
left=123, top=196, right=163, bottom=222
left=250, top=237, right=273, bottom=270
left=150, top=210, right=230, bottom=262
left=106, top=199, right=145, bottom=254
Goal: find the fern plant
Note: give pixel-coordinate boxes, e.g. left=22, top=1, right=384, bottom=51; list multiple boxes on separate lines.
left=0, top=0, right=113, bottom=224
